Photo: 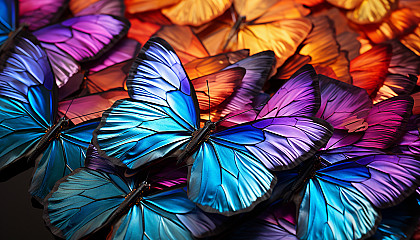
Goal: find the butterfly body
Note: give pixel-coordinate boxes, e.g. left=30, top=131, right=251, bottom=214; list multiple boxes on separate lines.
left=223, top=15, right=246, bottom=50
left=177, top=120, right=215, bottom=164
left=23, top=117, right=70, bottom=164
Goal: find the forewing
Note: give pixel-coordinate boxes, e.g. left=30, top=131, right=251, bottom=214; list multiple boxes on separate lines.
left=0, top=33, right=55, bottom=175
left=58, top=90, right=129, bottom=125
left=33, top=15, right=130, bottom=87
left=70, top=0, right=125, bottom=16
left=127, top=37, right=200, bottom=129
left=258, top=64, right=320, bottom=118
left=214, top=116, right=333, bottom=171
left=318, top=154, right=420, bottom=208
left=92, top=99, right=192, bottom=169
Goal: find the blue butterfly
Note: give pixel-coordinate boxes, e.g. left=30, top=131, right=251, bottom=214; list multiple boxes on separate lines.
left=44, top=146, right=227, bottom=240
left=270, top=148, right=420, bottom=240
left=0, top=31, right=98, bottom=203
left=92, top=37, right=334, bottom=216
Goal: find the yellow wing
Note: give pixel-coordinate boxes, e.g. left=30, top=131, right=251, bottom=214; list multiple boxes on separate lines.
left=229, top=19, right=312, bottom=68
left=162, top=0, right=232, bottom=26
left=346, top=0, right=398, bottom=24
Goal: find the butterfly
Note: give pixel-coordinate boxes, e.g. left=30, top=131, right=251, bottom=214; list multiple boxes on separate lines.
left=44, top=145, right=227, bottom=240
left=92, top=37, right=334, bottom=216
left=274, top=150, right=420, bottom=240
left=0, top=31, right=99, bottom=203
left=196, top=0, right=312, bottom=68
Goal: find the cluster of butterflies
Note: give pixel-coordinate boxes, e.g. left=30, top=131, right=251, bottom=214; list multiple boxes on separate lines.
left=1, top=0, right=420, bottom=239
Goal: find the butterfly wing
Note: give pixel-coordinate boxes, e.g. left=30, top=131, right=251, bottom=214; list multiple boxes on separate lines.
left=70, top=0, right=125, bottom=16
left=0, top=33, right=54, bottom=177
left=191, top=67, right=245, bottom=112
left=83, top=39, right=140, bottom=94
left=154, top=25, right=209, bottom=64
left=220, top=64, right=320, bottom=126
left=93, top=37, right=199, bottom=169
left=0, top=0, right=17, bottom=46
left=297, top=175, right=380, bottom=240
left=161, top=0, right=232, bottom=26
left=350, top=44, right=392, bottom=96
left=187, top=116, right=332, bottom=215
left=184, top=49, right=249, bottom=79
left=354, top=95, right=413, bottom=149
left=316, top=74, right=372, bottom=149
left=33, top=14, right=130, bottom=88
left=18, top=0, right=68, bottom=31
left=29, top=120, right=99, bottom=201
left=58, top=90, right=129, bottom=125
left=258, top=64, right=320, bottom=118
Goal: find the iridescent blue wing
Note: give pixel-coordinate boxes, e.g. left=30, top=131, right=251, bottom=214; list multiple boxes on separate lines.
left=0, top=33, right=54, bottom=176
left=92, top=99, right=193, bottom=169
left=127, top=37, right=200, bottom=128
left=44, top=168, right=200, bottom=240
left=297, top=176, right=380, bottom=240
left=0, top=0, right=17, bottom=46
left=92, top=37, right=199, bottom=169
left=187, top=116, right=333, bottom=215
left=29, top=120, right=99, bottom=201
left=370, top=195, right=420, bottom=240
left=109, top=188, right=196, bottom=240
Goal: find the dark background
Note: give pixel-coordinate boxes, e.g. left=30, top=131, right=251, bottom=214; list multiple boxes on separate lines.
left=0, top=168, right=54, bottom=239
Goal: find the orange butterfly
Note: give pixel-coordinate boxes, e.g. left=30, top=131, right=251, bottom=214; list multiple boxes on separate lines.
left=196, top=0, right=311, bottom=68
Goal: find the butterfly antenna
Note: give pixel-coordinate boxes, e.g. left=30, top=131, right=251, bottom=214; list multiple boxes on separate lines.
left=216, top=103, right=274, bottom=124
left=206, top=79, right=211, bottom=121
left=68, top=109, right=106, bottom=120
left=63, top=98, right=75, bottom=119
